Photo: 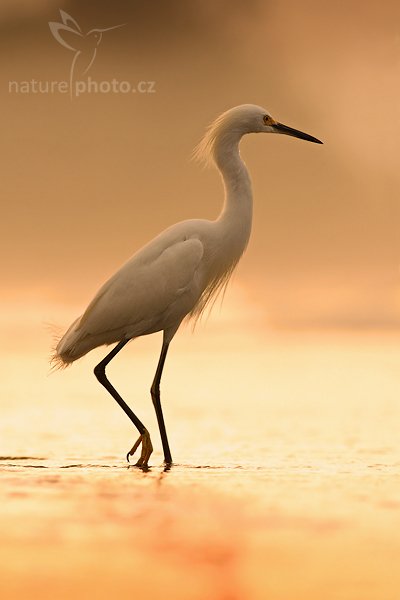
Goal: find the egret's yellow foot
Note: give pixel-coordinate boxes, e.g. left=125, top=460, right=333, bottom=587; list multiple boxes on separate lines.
left=126, top=430, right=153, bottom=467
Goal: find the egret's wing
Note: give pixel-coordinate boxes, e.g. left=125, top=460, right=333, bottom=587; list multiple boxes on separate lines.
left=77, top=237, right=204, bottom=337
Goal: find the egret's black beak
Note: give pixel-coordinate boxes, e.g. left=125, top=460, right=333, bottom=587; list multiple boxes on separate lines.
left=273, top=122, right=323, bottom=144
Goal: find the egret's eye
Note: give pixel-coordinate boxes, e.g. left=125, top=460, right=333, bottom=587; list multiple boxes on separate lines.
left=263, top=115, right=271, bottom=125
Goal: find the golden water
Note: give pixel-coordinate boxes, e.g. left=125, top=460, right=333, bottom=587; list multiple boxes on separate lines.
left=1, top=332, right=399, bottom=599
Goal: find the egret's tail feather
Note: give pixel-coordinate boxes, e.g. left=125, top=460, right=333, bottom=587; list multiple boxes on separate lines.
left=50, top=350, right=71, bottom=372
left=50, top=333, right=76, bottom=371
left=50, top=315, right=85, bottom=370
left=45, top=323, right=68, bottom=371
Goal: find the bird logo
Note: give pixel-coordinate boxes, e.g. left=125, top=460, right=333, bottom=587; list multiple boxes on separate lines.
left=49, top=10, right=125, bottom=97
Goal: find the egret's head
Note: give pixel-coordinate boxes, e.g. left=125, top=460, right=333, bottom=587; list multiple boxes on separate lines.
left=262, top=111, right=322, bottom=144
left=238, top=104, right=323, bottom=143
left=195, top=104, right=322, bottom=165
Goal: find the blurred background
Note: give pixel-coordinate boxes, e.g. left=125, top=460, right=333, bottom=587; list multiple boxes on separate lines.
left=1, top=0, right=400, bottom=355
left=1, top=4, right=400, bottom=599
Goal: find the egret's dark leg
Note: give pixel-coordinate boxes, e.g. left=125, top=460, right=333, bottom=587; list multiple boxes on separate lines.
left=94, top=340, right=153, bottom=467
left=151, top=342, right=172, bottom=465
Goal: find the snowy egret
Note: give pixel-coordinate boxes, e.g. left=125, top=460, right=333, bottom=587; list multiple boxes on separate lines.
left=53, top=104, right=322, bottom=467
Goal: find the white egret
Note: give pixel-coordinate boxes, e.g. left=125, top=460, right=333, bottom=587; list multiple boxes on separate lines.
left=53, top=104, right=322, bottom=467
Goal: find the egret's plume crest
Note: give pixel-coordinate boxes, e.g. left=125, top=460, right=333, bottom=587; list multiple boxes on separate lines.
left=193, top=104, right=266, bottom=166
left=194, top=106, right=242, bottom=165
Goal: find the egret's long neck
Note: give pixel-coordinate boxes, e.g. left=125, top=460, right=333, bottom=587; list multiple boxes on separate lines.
left=213, top=132, right=253, bottom=252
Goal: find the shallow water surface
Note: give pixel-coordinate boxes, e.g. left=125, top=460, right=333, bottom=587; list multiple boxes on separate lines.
left=1, top=333, right=400, bottom=599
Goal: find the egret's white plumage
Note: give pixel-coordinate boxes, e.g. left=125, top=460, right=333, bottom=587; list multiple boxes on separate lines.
left=53, top=104, right=322, bottom=467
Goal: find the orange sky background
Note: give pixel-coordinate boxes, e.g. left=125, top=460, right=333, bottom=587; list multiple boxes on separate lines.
left=1, top=0, right=400, bottom=342
left=1, top=8, right=400, bottom=597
